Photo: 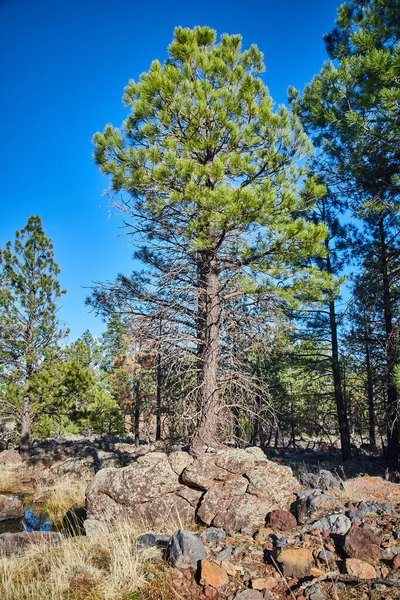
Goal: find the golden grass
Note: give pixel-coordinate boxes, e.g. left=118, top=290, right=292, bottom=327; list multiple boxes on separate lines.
left=0, top=467, right=21, bottom=494
left=36, top=476, right=87, bottom=525
left=0, top=518, right=159, bottom=600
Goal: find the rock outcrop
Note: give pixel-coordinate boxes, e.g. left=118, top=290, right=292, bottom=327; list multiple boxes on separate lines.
left=86, top=447, right=299, bottom=532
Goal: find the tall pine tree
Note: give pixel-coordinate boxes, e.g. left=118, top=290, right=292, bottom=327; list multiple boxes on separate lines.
left=91, top=27, right=329, bottom=447
left=0, top=216, right=67, bottom=457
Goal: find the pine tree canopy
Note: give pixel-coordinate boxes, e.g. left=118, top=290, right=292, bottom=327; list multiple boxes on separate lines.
left=93, top=26, right=328, bottom=304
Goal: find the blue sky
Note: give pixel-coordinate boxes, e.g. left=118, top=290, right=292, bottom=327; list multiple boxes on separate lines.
left=0, top=0, right=340, bottom=340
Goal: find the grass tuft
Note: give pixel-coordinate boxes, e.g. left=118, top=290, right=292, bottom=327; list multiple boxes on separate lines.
left=0, top=518, right=159, bottom=600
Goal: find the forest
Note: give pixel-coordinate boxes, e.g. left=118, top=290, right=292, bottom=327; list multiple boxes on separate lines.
left=1, top=0, right=400, bottom=470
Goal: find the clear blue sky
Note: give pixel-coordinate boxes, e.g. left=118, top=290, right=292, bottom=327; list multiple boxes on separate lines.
left=0, top=0, right=340, bottom=340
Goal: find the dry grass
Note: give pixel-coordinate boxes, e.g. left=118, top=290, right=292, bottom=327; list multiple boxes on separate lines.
left=0, top=467, right=21, bottom=494
left=35, top=476, right=87, bottom=525
left=0, top=518, right=159, bottom=600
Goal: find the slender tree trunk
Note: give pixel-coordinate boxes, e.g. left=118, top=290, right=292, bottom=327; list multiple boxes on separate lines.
left=193, top=250, right=220, bottom=446
left=20, top=394, right=31, bottom=460
left=156, top=325, right=162, bottom=441
left=329, top=297, right=352, bottom=460
left=325, top=241, right=352, bottom=461
left=378, top=217, right=399, bottom=467
left=134, top=380, right=141, bottom=448
left=365, top=340, right=376, bottom=449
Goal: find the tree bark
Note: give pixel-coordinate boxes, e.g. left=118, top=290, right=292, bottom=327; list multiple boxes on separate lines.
left=329, top=297, right=352, bottom=460
left=20, top=394, right=31, bottom=460
left=156, top=349, right=162, bottom=441
left=365, top=339, right=376, bottom=449
left=193, top=250, right=220, bottom=446
left=325, top=239, right=352, bottom=461
left=134, top=380, right=141, bottom=448
left=379, top=217, right=399, bottom=467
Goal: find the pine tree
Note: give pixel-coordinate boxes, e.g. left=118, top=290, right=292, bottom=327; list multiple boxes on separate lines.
left=0, top=216, right=67, bottom=457
left=292, top=0, right=400, bottom=465
left=296, top=187, right=354, bottom=460
left=91, top=27, right=328, bottom=447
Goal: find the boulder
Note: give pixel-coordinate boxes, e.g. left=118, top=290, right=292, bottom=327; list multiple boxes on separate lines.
left=306, top=514, right=351, bottom=535
left=295, top=489, right=344, bottom=525
left=343, top=527, right=381, bottom=564
left=181, top=455, right=235, bottom=490
left=0, top=495, right=24, bottom=521
left=273, top=547, right=313, bottom=579
left=0, top=450, right=22, bottom=465
left=0, top=531, right=63, bottom=556
left=166, top=529, right=207, bottom=568
left=199, top=559, right=229, bottom=588
left=86, top=458, right=194, bottom=528
left=344, top=558, right=377, bottom=579
left=338, top=476, right=400, bottom=503
left=44, top=454, right=96, bottom=483
left=300, top=470, right=341, bottom=490
left=83, top=518, right=108, bottom=537
left=268, top=509, right=297, bottom=530
left=95, top=450, right=121, bottom=470
left=87, top=448, right=299, bottom=532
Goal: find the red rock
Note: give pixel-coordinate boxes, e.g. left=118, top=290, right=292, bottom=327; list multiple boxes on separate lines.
left=343, top=527, right=381, bottom=564
left=204, top=586, right=218, bottom=598
left=393, top=555, right=400, bottom=570
left=339, top=476, right=400, bottom=503
left=199, top=560, right=229, bottom=589
left=268, top=509, right=297, bottom=531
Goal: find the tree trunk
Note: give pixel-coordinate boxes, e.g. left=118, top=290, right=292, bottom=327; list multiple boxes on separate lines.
left=134, top=380, right=141, bottom=448
left=325, top=241, right=352, bottom=461
left=193, top=250, right=220, bottom=446
left=20, top=395, right=31, bottom=460
left=329, top=297, right=352, bottom=460
left=365, top=340, right=376, bottom=449
left=156, top=348, right=162, bottom=441
left=379, top=217, right=399, bottom=467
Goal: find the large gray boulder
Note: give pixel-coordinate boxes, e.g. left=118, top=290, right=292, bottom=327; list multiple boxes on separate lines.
left=86, top=454, right=196, bottom=529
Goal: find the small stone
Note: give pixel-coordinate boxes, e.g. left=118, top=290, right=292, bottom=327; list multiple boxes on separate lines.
left=204, top=586, right=218, bottom=598
left=201, top=527, right=226, bottom=542
left=273, top=547, right=313, bottom=579
left=372, top=583, right=387, bottom=591
left=393, top=555, right=400, bottom=570
left=234, top=590, right=265, bottom=599
left=344, top=558, right=377, bottom=579
left=241, top=527, right=254, bottom=536
left=304, top=583, right=326, bottom=600
left=137, top=533, right=170, bottom=548
left=200, top=559, right=229, bottom=588
left=318, top=549, right=335, bottom=563
left=307, top=514, right=351, bottom=535
left=167, top=529, right=207, bottom=568
left=221, top=560, right=236, bottom=576
left=268, top=509, right=297, bottom=531
left=215, top=545, right=233, bottom=561
left=309, top=567, right=325, bottom=577
left=343, top=527, right=380, bottom=563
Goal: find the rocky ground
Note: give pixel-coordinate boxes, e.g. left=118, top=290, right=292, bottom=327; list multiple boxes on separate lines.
left=0, top=437, right=399, bottom=599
